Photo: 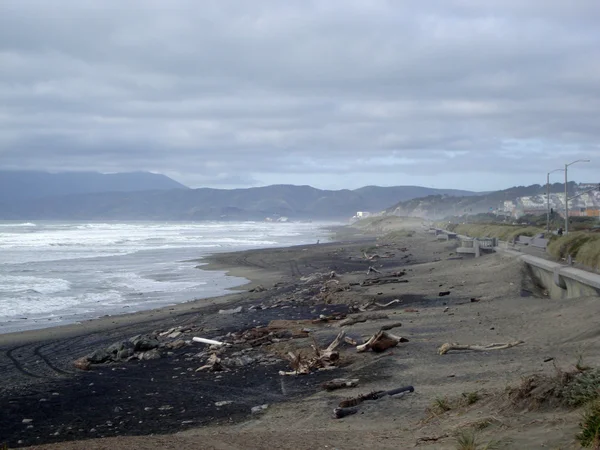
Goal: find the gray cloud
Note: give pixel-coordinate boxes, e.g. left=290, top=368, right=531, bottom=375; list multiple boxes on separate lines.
left=1, top=0, right=599, bottom=190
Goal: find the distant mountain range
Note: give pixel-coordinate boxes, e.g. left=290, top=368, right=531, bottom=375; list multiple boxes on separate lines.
left=0, top=171, right=477, bottom=220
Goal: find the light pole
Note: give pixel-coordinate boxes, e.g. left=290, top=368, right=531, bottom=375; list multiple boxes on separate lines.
left=564, top=159, right=591, bottom=234
left=547, top=169, right=564, bottom=233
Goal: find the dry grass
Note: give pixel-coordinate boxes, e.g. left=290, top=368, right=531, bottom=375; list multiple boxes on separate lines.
left=578, top=400, right=600, bottom=448
left=547, top=232, right=600, bottom=269
left=454, top=430, right=501, bottom=450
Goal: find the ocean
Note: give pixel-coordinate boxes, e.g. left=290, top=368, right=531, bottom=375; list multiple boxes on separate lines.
left=0, top=221, right=333, bottom=334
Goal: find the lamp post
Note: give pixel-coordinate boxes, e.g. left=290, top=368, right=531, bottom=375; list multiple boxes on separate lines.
left=564, top=159, right=591, bottom=234
left=546, top=169, right=564, bottom=233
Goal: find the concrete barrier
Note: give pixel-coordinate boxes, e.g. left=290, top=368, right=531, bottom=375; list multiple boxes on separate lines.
left=498, top=249, right=600, bottom=299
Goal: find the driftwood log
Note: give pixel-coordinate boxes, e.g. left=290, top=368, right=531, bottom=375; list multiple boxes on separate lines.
left=333, top=406, right=359, bottom=419
left=321, top=378, right=359, bottom=391
left=196, top=353, right=223, bottom=372
left=356, top=331, right=408, bottom=353
left=380, top=321, right=403, bottom=331
left=438, top=340, right=524, bottom=355
left=339, top=385, right=414, bottom=408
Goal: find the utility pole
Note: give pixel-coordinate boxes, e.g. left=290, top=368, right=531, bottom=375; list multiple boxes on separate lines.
left=564, top=159, right=591, bottom=234
left=547, top=169, right=563, bottom=233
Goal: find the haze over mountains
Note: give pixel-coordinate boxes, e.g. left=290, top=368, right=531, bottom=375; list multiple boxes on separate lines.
left=0, top=171, right=477, bottom=220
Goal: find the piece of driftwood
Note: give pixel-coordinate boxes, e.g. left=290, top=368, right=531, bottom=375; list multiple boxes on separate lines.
left=438, top=340, right=524, bottom=355
left=356, top=331, right=409, bottom=353
left=344, top=336, right=358, bottom=346
left=196, top=353, right=223, bottom=372
left=321, top=378, right=359, bottom=391
left=280, top=331, right=346, bottom=375
left=380, top=321, right=402, bottom=331
left=338, top=313, right=388, bottom=327
left=193, top=337, right=226, bottom=347
left=333, top=406, right=358, bottom=419
left=360, top=275, right=408, bottom=287
left=367, top=265, right=381, bottom=274
left=374, top=299, right=401, bottom=308
left=339, top=385, right=414, bottom=408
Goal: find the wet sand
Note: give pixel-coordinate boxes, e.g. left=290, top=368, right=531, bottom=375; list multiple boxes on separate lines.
left=2, top=221, right=600, bottom=449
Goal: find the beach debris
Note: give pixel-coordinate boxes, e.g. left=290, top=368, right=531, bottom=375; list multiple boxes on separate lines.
left=363, top=251, right=380, bottom=261
left=333, top=406, right=359, bottom=419
left=438, top=340, right=524, bottom=355
left=192, top=337, right=227, bottom=347
left=251, top=404, right=269, bottom=414
left=279, top=331, right=346, bottom=376
left=218, top=306, right=243, bottom=314
left=380, top=322, right=403, bottom=331
left=338, top=312, right=388, bottom=327
left=404, top=308, right=419, bottom=313
left=367, top=266, right=381, bottom=274
left=374, top=299, right=401, bottom=308
left=249, top=285, right=267, bottom=292
left=214, top=400, right=232, bottom=407
left=470, top=297, right=481, bottom=302
left=438, top=291, right=451, bottom=297
left=321, top=378, right=359, bottom=391
left=196, top=353, right=224, bottom=372
left=339, top=386, right=415, bottom=408
left=356, top=331, right=408, bottom=353
left=415, top=434, right=450, bottom=445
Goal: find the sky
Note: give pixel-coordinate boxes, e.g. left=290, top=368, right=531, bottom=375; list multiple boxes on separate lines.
left=1, top=0, right=599, bottom=191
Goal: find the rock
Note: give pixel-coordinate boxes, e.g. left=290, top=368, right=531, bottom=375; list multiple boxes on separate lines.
left=140, top=348, right=162, bottom=360
left=73, top=357, right=91, bottom=371
left=167, top=331, right=182, bottom=339
left=87, top=349, right=111, bottom=364
left=131, top=335, right=159, bottom=351
left=214, top=401, right=232, bottom=407
left=22, top=418, right=33, bottom=424
left=106, top=342, right=126, bottom=354
left=166, top=339, right=187, bottom=350
left=251, top=404, right=269, bottom=414
left=117, top=348, right=134, bottom=360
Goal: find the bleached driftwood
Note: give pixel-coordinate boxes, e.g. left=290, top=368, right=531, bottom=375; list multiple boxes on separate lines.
left=344, top=336, right=358, bottom=346
left=438, top=340, right=524, bottom=355
left=338, top=313, right=388, bottom=327
left=279, top=331, right=346, bottom=376
left=356, top=331, right=409, bottom=353
left=367, top=266, right=381, bottom=274
left=196, top=353, right=223, bottom=372
left=193, top=337, right=226, bottom=346
left=374, top=299, right=401, bottom=308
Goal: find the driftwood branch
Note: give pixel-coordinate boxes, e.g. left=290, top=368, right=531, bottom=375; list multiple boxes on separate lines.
left=321, top=378, right=359, bottom=391
left=356, top=331, right=408, bottom=353
left=438, top=340, right=524, bottom=355
left=339, top=385, right=414, bottom=408
left=338, top=313, right=388, bottom=327
left=380, top=321, right=403, bottom=331
left=280, top=331, right=346, bottom=376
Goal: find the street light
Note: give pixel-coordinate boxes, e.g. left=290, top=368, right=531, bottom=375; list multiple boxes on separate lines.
left=564, top=159, right=591, bottom=234
left=546, top=168, right=564, bottom=233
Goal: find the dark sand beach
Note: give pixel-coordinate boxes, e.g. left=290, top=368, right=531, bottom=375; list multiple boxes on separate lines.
left=2, top=218, right=599, bottom=449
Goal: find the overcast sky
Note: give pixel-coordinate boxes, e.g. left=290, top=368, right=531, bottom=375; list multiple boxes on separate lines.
left=1, top=1, right=599, bottom=191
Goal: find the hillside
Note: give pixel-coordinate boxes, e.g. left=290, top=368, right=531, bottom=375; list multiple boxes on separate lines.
left=0, top=183, right=476, bottom=221
left=386, top=182, right=579, bottom=218
left=0, top=171, right=188, bottom=203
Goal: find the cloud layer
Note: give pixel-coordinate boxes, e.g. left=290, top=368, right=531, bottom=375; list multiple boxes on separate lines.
left=1, top=0, right=599, bottom=189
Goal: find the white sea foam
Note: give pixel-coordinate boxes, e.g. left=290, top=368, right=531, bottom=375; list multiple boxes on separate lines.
left=0, top=220, right=334, bottom=332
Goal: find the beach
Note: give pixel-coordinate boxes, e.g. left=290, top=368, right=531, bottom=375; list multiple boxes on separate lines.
left=1, top=219, right=599, bottom=449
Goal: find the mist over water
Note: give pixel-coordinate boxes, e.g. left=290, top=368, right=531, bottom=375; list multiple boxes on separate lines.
left=0, top=221, right=332, bottom=333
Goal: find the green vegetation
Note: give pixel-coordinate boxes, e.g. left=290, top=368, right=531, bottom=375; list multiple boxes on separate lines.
left=432, top=396, right=452, bottom=413
left=563, top=369, right=600, bottom=407
left=462, top=391, right=480, bottom=406
left=455, top=430, right=501, bottom=450
left=547, top=232, right=600, bottom=269
left=578, top=400, right=600, bottom=448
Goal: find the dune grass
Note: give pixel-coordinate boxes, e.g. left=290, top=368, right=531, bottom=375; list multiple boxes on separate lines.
left=547, top=232, right=600, bottom=269
left=443, top=223, right=542, bottom=242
